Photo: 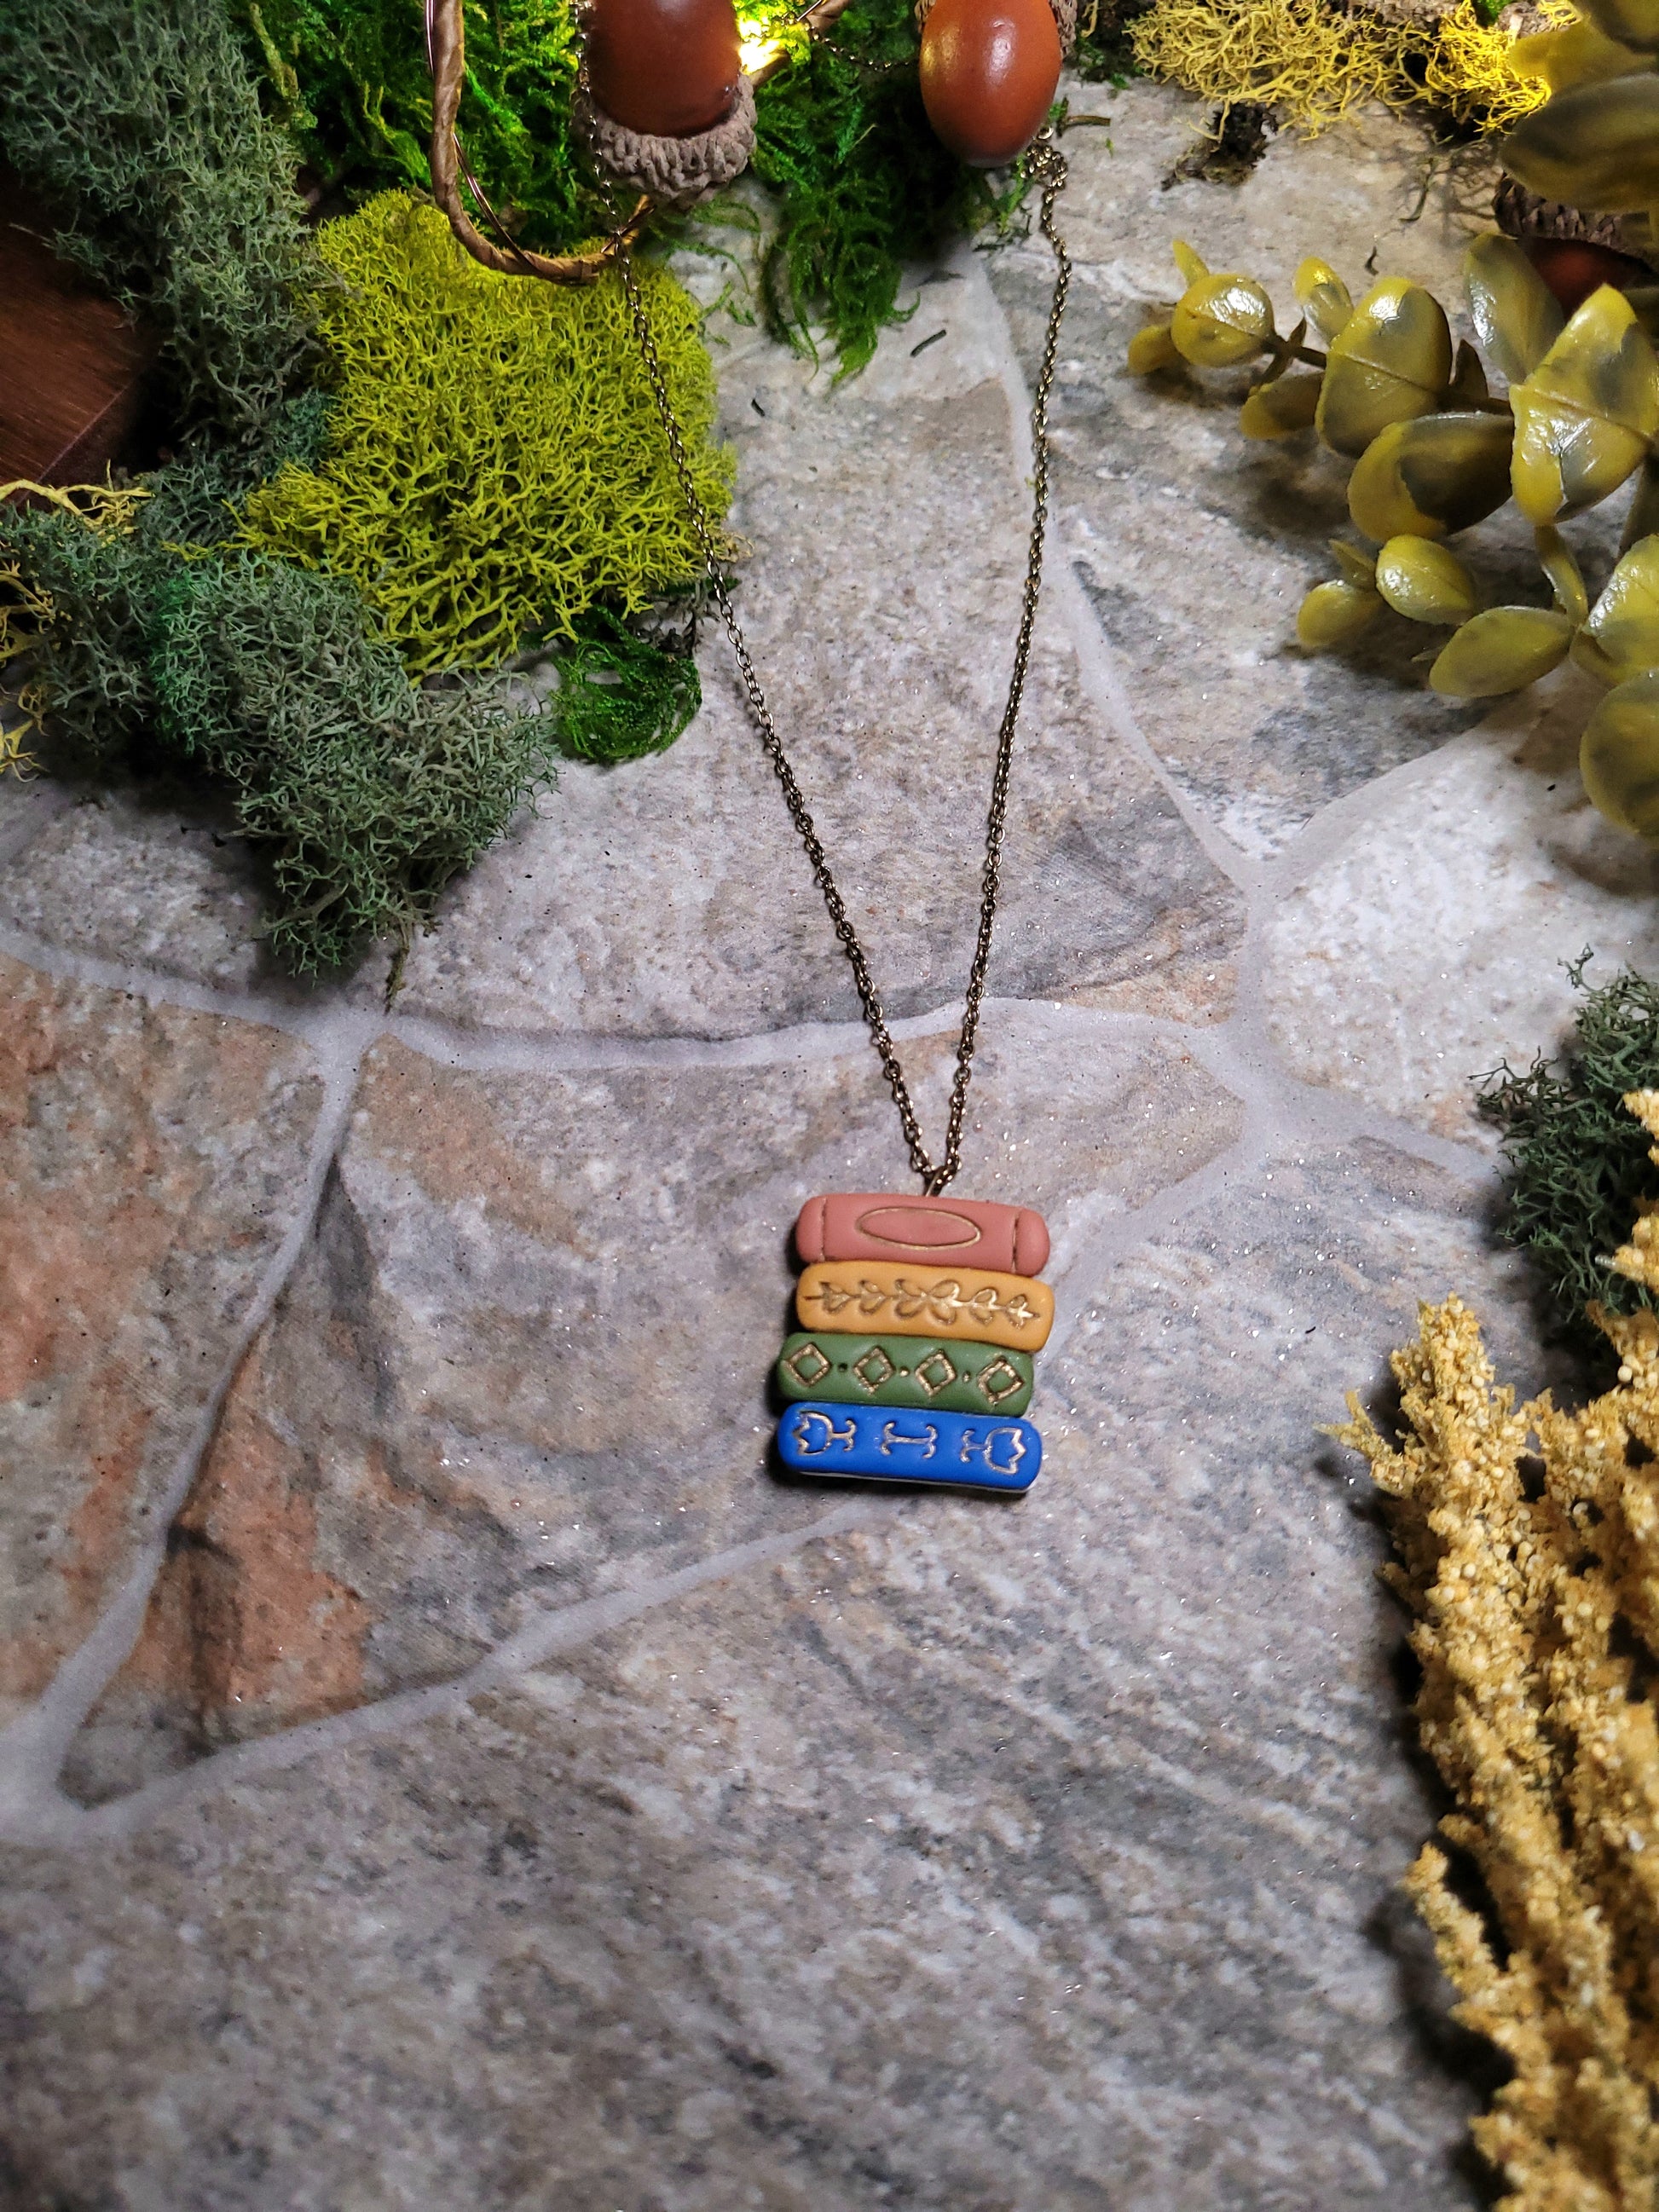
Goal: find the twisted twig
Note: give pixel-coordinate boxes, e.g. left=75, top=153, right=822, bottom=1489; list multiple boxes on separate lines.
left=426, top=0, right=650, bottom=283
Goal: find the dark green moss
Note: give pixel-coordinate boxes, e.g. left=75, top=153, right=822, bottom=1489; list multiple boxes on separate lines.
left=1479, top=963, right=1659, bottom=1350
left=240, top=0, right=608, bottom=254
left=549, top=609, right=702, bottom=764
left=0, top=0, right=315, bottom=442
left=3, top=482, right=551, bottom=973
left=749, top=0, right=1025, bottom=378
left=1071, top=0, right=1150, bottom=82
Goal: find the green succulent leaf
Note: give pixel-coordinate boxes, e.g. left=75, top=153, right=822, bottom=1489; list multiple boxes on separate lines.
left=1348, top=412, right=1515, bottom=541
left=1503, top=73, right=1659, bottom=213
left=1428, top=606, right=1575, bottom=696
left=1240, top=370, right=1323, bottom=438
left=1627, top=286, right=1659, bottom=349
left=1329, top=539, right=1380, bottom=589
left=1171, top=273, right=1276, bottom=368
left=1315, top=279, right=1454, bottom=458
left=1622, top=453, right=1659, bottom=550
left=1297, top=578, right=1381, bottom=650
left=1567, top=0, right=1659, bottom=56
left=1510, top=285, right=1659, bottom=523
left=1448, top=341, right=1491, bottom=409
left=1294, top=256, right=1353, bottom=343
left=1127, top=321, right=1182, bottom=374
left=1464, top=234, right=1564, bottom=389
left=1509, top=18, right=1656, bottom=92
left=1575, top=534, right=1659, bottom=682
left=1581, top=669, right=1659, bottom=834
left=1374, top=537, right=1481, bottom=623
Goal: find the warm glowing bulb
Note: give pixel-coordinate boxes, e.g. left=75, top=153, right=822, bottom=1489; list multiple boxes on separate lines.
left=737, top=16, right=784, bottom=69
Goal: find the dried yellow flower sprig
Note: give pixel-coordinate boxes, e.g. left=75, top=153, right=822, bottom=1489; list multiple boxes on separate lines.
left=1335, top=1091, right=1659, bottom=2209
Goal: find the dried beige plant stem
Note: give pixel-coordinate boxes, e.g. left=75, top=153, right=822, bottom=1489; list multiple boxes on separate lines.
left=1335, top=1091, right=1659, bottom=2209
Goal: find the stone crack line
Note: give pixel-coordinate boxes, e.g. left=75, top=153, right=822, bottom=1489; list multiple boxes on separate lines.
left=0, top=914, right=1494, bottom=1181
left=0, top=1007, right=375, bottom=1846
left=7, top=1499, right=882, bottom=1848
left=4, top=1060, right=1472, bottom=1851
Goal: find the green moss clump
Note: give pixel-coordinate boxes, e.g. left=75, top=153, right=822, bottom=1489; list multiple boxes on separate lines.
left=151, top=554, right=551, bottom=968
left=749, top=0, right=1025, bottom=378
left=549, top=609, right=702, bottom=764
left=238, top=193, right=735, bottom=674
left=1072, top=0, right=1150, bottom=79
left=1480, top=965, right=1659, bottom=1349
left=0, top=0, right=314, bottom=442
left=243, top=0, right=607, bottom=256
left=3, top=488, right=549, bottom=972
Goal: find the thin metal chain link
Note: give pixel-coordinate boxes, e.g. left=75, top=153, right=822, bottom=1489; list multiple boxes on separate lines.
left=616, top=136, right=1071, bottom=1195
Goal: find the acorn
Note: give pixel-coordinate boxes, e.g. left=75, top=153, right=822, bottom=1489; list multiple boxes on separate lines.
left=920, top=0, right=1062, bottom=169
left=1524, top=236, right=1653, bottom=317
left=585, top=0, right=743, bottom=140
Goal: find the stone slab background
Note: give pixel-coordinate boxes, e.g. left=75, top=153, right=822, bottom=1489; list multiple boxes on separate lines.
left=0, top=78, right=1638, bottom=2211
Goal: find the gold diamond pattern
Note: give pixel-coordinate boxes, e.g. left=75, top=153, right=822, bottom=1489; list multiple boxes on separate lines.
left=977, top=1354, right=1025, bottom=1407
left=783, top=1340, right=833, bottom=1389
left=851, top=1344, right=896, bottom=1392
left=913, top=1348, right=960, bottom=1399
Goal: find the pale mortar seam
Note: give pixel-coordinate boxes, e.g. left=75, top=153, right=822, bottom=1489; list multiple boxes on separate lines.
left=56, top=1499, right=883, bottom=1845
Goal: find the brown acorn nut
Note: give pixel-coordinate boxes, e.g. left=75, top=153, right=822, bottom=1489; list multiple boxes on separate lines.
left=920, top=0, right=1063, bottom=169
left=586, top=0, right=743, bottom=139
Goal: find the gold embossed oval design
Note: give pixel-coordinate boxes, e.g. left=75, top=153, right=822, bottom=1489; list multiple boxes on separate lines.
left=854, top=1204, right=983, bottom=1251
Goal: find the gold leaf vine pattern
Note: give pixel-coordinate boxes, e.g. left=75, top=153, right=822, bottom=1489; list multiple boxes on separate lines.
left=805, top=1275, right=1044, bottom=1332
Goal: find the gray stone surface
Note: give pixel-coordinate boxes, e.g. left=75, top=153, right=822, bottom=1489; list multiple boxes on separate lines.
left=0, top=952, right=327, bottom=1729
left=985, top=87, right=1621, bottom=860
left=0, top=1145, right=1538, bottom=2211
left=393, top=356, right=1243, bottom=1037
left=68, top=1014, right=1238, bottom=1804
left=0, top=71, right=1637, bottom=2212
left=1261, top=667, right=1659, bottom=1142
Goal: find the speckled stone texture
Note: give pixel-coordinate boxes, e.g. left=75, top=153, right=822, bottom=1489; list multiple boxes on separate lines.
left=0, top=955, right=327, bottom=1725
left=0, top=78, right=1625, bottom=2211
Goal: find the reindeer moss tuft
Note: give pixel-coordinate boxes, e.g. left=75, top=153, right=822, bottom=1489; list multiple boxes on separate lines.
left=150, top=553, right=552, bottom=969
left=2, top=488, right=549, bottom=973
left=0, top=0, right=315, bottom=441
left=1127, top=0, right=1548, bottom=136
left=1480, top=964, right=1659, bottom=1349
left=237, top=194, right=736, bottom=674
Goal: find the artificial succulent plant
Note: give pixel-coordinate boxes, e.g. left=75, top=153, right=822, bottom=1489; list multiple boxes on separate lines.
left=1128, top=0, right=1659, bottom=844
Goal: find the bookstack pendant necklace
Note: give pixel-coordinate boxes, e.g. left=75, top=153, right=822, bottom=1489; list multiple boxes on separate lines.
left=615, top=142, right=1072, bottom=1498
left=422, top=0, right=1075, bottom=1490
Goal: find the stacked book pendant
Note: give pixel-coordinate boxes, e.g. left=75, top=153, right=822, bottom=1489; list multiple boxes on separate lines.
left=775, top=1193, right=1052, bottom=1494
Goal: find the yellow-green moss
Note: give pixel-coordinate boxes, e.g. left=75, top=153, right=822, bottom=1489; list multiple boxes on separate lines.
left=239, top=193, right=736, bottom=674
left=1129, top=0, right=1549, bottom=136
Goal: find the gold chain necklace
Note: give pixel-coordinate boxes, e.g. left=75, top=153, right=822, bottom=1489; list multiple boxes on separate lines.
left=615, top=135, right=1071, bottom=1197
left=425, top=0, right=1074, bottom=1491
left=614, top=139, right=1072, bottom=1493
